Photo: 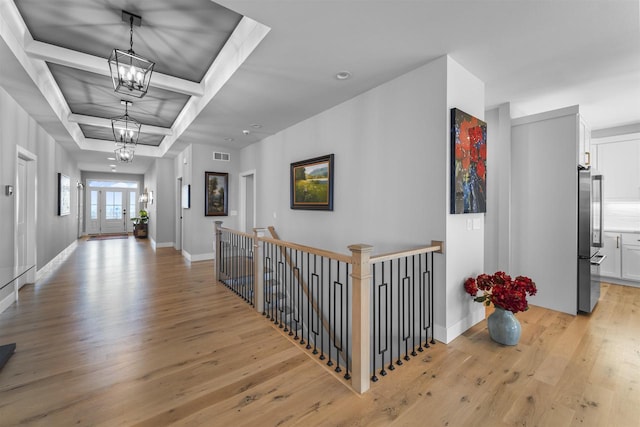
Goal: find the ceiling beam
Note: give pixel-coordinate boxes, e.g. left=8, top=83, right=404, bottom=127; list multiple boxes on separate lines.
left=68, top=113, right=173, bottom=136
left=25, top=41, right=204, bottom=97
left=83, top=138, right=162, bottom=157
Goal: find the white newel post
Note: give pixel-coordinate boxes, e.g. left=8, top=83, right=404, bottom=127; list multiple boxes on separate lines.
left=348, top=243, right=373, bottom=394
left=254, top=228, right=267, bottom=313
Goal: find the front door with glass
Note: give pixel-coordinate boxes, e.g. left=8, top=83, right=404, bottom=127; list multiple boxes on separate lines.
left=85, top=180, right=138, bottom=235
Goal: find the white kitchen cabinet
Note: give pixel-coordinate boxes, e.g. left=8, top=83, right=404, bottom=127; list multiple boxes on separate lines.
left=595, top=139, right=640, bottom=200
left=621, top=233, right=640, bottom=281
left=578, top=117, right=591, bottom=167
left=600, top=232, right=621, bottom=278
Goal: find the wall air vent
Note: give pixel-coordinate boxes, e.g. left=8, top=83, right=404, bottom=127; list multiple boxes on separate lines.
left=213, top=152, right=230, bottom=161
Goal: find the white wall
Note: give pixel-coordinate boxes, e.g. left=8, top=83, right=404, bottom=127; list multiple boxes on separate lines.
left=143, top=158, right=176, bottom=247
left=484, top=103, right=512, bottom=273
left=443, top=57, right=486, bottom=341
left=511, top=106, right=579, bottom=314
left=177, top=143, right=240, bottom=260
left=0, top=87, right=79, bottom=270
left=239, top=55, right=485, bottom=343
left=155, top=158, right=176, bottom=246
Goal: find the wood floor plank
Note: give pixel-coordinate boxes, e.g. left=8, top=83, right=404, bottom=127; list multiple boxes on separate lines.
left=1, top=239, right=639, bottom=426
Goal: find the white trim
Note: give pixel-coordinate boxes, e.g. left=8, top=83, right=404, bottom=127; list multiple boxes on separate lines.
left=591, top=132, right=640, bottom=145
left=182, top=250, right=215, bottom=262
left=434, top=308, right=486, bottom=344
left=156, top=242, right=175, bottom=248
left=0, top=290, right=16, bottom=314
left=15, top=146, right=37, bottom=287
left=511, top=105, right=579, bottom=127
left=36, top=240, right=78, bottom=282
left=238, top=169, right=257, bottom=233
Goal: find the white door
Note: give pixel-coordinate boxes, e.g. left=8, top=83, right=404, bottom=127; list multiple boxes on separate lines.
left=101, top=190, right=127, bottom=234
left=15, top=147, right=37, bottom=290
left=77, top=184, right=84, bottom=238
left=16, top=158, right=27, bottom=267
left=176, top=177, right=183, bottom=250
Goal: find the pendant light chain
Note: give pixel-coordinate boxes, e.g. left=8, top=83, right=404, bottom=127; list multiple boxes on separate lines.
left=129, top=15, right=134, bottom=54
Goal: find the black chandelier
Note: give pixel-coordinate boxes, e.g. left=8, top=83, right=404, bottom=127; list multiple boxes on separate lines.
left=111, top=100, right=140, bottom=163
left=108, top=11, right=155, bottom=98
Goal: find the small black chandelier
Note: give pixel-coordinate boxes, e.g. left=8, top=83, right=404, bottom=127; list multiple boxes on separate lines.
left=111, top=100, right=140, bottom=163
left=108, top=10, right=155, bottom=98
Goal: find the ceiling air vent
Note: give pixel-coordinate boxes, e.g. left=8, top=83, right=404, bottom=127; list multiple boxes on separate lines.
left=213, top=152, right=230, bottom=161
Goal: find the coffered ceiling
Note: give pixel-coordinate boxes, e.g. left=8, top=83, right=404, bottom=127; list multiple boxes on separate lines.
left=1, top=0, right=639, bottom=175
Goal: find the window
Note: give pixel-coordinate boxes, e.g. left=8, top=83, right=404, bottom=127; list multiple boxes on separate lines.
left=87, top=180, right=138, bottom=189
left=90, top=191, right=98, bottom=220
left=129, top=192, right=137, bottom=219
left=105, top=191, right=123, bottom=220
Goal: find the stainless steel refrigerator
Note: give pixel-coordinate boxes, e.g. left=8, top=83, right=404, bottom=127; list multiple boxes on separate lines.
left=578, top=166, right=605, bottom=313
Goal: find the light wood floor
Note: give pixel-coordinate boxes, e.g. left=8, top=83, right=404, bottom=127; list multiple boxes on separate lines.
left=1, top=237, right=639, bottom=426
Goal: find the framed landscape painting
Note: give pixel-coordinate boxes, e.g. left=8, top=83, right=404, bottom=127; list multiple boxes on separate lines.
left=205, top=172, right=228, bottom=216
left=450, top=108, right=487, bottom=214
left=290, top=154, right=334, bottom=211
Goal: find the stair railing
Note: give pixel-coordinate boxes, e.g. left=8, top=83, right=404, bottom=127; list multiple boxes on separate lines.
left=214, top=223, right=443, bottom=394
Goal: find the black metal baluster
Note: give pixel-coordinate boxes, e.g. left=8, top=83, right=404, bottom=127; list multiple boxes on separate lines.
left=371, top=263, right=378, bottom=382
left=429, top=252, right=435, bottom=345
left=293, top=250, right=301, bottom=339
left=418, top=253, right=424, bottom=353
left=411, top=255, right=418, bottom=357
left=403, top=256, right=410, bottom=361
left=345, top=263, right=351, bottom=380
left=378, top=266, right=387, bottom=378
left=396, top=259, right=403, bottom=366
left=300, top=252, right=308, bottom=346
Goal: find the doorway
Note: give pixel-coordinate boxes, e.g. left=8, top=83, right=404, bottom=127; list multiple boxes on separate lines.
left=176, top=177, right=183, bottom=251
left=85, top=180, right=138, bottom=235
left=239, top=170, right=256, bottom=233
left=15, top=146, right=37, bottom=286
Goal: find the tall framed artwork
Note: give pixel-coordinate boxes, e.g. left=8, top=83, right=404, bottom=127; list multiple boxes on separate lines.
left=205, top=172, right=228, bottom=216
left=57, top=173, right=71, bottom=216
left=450, top=108, right=487, bottom=214
left=290, top=154, right=334, bottom=211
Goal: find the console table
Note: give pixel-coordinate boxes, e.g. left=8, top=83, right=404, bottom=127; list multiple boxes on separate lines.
left=0, top=265, right=35, bottom=370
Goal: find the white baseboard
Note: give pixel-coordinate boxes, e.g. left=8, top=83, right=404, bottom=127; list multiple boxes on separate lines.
left=434, top=308, right=486, bottom=344
left=156, top=242, right=175, bottom=248
left=0, top=292, right=15, bottom=314
left=36, top=240, right=78, bottom=282
left=181, top=250, right=215, bottom=262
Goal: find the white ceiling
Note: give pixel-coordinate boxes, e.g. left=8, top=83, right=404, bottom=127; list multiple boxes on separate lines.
left=1, top=0, right=639, bottom=175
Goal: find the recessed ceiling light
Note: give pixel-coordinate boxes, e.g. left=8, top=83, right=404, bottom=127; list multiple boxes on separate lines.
left=336, top=71, right=352, bottom=80
left=109, top=164, right=117, bottom=168
left=250, top=123, right=262, bottom=129
left=224, top=137, right=234, bottom=142
left=107, top=157, right=116, bottom=161
left=242, top=129, right=250, bottom=135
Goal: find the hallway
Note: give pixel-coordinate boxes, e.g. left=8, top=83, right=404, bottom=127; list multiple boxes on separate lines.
left=1, top=237, right=639, bottom=426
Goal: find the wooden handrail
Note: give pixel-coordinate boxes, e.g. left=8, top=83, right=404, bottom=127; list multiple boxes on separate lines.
left=259, top=233, right=353, bottom=264
left=267, top=226, right=349, bottom=367
left=369, top=241, right=443, bottom=264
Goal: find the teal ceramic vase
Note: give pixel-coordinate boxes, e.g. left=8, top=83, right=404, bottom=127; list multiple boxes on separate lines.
left=487, top=306, right=521, bottom=345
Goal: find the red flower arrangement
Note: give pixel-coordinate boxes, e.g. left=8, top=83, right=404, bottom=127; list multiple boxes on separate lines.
left=464, top=271, right=537, bottom=314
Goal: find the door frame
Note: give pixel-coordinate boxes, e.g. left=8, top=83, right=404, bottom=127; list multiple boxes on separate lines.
left=238, top=169, right=257, bottom=233
left=15, top=146, right=37, bottom=285
left=176, top=177, right=183, bottom=250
